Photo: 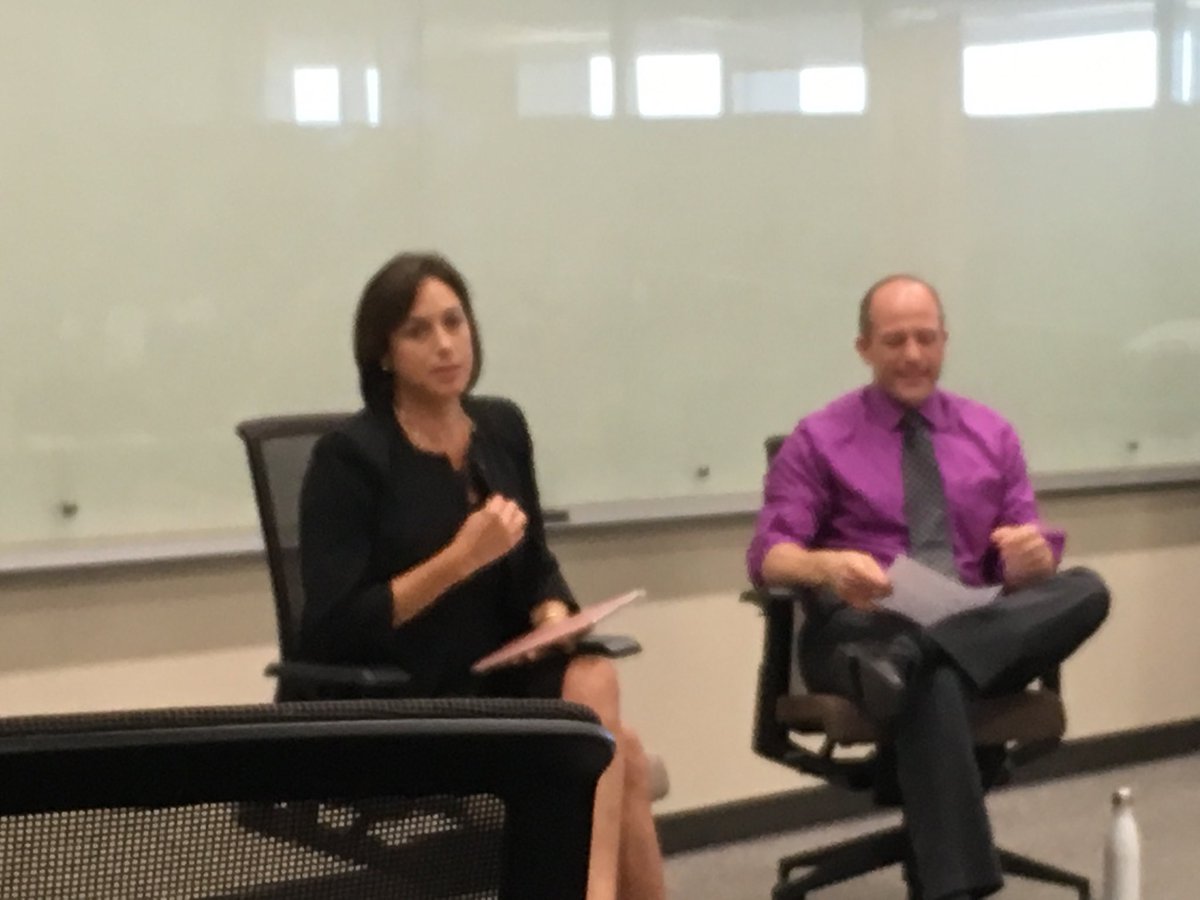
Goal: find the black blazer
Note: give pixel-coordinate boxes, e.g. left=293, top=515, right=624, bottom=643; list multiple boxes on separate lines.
left=298, top=395, right=575, bottom=695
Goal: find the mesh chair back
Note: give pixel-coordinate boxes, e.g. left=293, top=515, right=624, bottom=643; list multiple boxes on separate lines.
left=764, top=434, right=786, bottom=463
left=236, top=414, right=350, bottom=660
left=0, top=698, right=611, bottom=900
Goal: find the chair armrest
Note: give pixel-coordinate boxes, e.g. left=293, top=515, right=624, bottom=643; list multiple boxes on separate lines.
left=267, top=632, right=642, bottom=697
left=577, top=633, right=642, bottom=659
left=740, top=585, right=810, bottom=608
left=265, top=661, right=412, bottom=689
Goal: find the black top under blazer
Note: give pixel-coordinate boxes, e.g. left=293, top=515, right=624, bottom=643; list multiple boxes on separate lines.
left=298, top=395, right=576, bottom=695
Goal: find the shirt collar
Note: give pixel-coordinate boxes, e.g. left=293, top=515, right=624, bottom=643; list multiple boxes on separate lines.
left=863, top=384, right=950, bottom=432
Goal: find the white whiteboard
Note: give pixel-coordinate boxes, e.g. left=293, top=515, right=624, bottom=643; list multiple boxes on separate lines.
left=3, top=0, right=1200, bottom=561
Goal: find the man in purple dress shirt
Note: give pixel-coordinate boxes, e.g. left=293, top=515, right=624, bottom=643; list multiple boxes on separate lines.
left=747, top=275, right=1109, bottom=900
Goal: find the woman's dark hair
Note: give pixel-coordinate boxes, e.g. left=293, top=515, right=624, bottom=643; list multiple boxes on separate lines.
left=353, top=252, right=483, bottom=412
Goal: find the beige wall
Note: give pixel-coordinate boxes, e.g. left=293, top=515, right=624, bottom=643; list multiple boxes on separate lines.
left=1, top=487, right=1198, bottom=814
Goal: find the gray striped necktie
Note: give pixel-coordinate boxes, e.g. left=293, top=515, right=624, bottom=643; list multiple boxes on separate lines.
left=901, top=409, right=957, bottom=579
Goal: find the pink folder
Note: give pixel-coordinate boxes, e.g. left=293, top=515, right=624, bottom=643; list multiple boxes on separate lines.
left=471, top=589, right=646, bottom=674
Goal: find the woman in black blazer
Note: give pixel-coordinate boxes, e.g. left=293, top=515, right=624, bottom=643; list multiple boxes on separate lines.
left=299, top=252, right=665, bottom=900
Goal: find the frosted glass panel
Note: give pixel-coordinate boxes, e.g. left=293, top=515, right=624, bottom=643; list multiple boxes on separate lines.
left=2, top=0, right=1199, bottom=557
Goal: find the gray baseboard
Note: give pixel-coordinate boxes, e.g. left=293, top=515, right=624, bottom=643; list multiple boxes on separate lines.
left=657, top=717, right=1200, bottom=856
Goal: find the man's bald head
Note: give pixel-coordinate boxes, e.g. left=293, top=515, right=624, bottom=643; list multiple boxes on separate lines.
left=858, top=274, right=944, bottom=338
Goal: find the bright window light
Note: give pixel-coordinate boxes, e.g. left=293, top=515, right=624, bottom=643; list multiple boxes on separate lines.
left=293, top=66, right=341, bottom=125
left=635, top=53, right=722, bottom=119
left=365, top=67, right=381, bottom=126
left=589, top=55, right=615, bottom=118
left=799, top=66, right=867, bottom=114
left=963, top=31, right=1158, bottom=117
left=1183, top=30, right=1195, bottom=104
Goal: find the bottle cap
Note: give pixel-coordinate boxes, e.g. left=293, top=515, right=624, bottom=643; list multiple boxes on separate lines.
left=1111, top=786, right=1133, bottom=806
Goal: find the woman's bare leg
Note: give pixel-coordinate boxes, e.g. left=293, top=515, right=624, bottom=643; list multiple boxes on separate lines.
left=614, top=724, right=666, bottom=900
left=562, top=655, right=624, bottom=900
left=561, top=656, right=667, bottom=899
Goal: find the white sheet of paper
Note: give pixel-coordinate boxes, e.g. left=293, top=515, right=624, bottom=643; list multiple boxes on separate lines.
left=878, top=555, right=1002, bottom=628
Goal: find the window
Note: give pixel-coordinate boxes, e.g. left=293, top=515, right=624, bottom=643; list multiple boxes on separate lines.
left=635, top=53, right=722, bottom=118
left=515, top=55, right=613, bottom=118
left=732, top=65, right=867, bottom=115
left=365, top=67, right=381, bottom=126
left=1176, top=22, right=1196, bottom=104
left=292, top=66, right=341, bottom=125
left=731, top=69, right=800, bottom=114
left=963, top=30, right=1158, bottom=117
left=799, top=65, right=867, bottom=114
left=589, top=55, right=615, bottom=118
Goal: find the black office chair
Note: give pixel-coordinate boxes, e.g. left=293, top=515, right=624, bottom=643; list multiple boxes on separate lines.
left=234, top=414, right=669, bottom=801
left=743, top=435, right=1091, bottom=899
left=0, top=698, right=613, bottom=898
left=235, top=413, right=640, bottom=702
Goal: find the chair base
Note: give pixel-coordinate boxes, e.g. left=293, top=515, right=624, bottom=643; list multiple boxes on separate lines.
left=997, top=848, right=1091, bottom=899
left=772, top=825, right=1091, bottom=899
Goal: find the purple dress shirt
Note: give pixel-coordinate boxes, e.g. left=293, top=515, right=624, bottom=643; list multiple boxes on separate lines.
left=747, top=386, right=1064, bottom=587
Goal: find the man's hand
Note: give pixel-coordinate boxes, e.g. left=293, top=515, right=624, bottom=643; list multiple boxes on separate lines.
left=991, top=524, right=1054, bottom=589
left=822, top=551, right=892, bottom=610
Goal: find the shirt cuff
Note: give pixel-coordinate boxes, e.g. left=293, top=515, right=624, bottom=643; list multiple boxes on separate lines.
left=1042, top=525, right=1066, bottom=567
left=747, top=532, right=795, bottom=587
